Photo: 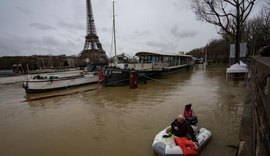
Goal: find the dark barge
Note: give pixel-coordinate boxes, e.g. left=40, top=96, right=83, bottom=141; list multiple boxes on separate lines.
left=103, top=51, right=193, bottom=86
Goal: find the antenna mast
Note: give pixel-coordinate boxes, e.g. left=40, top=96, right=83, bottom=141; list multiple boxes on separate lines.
left=113, top=1, right=118, bottom=64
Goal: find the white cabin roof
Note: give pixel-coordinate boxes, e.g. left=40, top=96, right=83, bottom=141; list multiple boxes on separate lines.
left=135, top=51, right=192, bottom=57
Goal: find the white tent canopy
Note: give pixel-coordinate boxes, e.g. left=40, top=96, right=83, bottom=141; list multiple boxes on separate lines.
left=226, top=61, right=248, bottom=73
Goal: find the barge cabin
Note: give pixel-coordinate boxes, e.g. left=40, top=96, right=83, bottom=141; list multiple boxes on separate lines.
left=128, top=51, right=193, bottom=76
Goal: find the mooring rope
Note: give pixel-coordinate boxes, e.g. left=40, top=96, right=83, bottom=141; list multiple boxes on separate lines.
left=138, top=73, right=220, bottom=87
left=138, top=73, right=175, bottom=85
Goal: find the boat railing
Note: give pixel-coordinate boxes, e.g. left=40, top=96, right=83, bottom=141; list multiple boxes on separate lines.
left=153, top=62, right=164, bottom=69
left=127, top=64, right=135, bottom=69
left=127, top=62, right=190, bottom=71
left=127, top=63, right=164, bottom=71
left=163, top=64, right=189, bottom=69
left=131, top=63, right=153, bottom=71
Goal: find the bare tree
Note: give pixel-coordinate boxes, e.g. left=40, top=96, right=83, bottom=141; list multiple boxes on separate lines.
left=244, top=7, right=270, bottom=55
left=191, top=0, right=256, bottom=63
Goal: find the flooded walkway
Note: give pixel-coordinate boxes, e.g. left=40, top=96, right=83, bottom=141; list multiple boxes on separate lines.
left=0, top=64, right=246, bottom=156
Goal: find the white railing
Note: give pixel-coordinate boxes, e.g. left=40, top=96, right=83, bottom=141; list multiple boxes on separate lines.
left=134, top=63, right=153, bottom=71
left=127, top=63, right=163, bottom=71
left=127, top=62, right=189, bottom=71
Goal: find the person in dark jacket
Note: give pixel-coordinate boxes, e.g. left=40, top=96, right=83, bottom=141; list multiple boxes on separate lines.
left=171, top=114, right=198, bottom=143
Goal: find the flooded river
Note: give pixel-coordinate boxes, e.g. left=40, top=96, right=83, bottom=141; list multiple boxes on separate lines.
left=0, top=64, right=245, bottom=156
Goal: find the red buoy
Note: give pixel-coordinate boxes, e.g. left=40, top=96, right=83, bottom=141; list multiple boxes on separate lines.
left=98, top=69, right=104, bottom=83
left=129, top=71, right=138, bottom=89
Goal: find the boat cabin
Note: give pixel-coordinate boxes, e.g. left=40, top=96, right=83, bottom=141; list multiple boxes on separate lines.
left=128, top=51, right=193, bottom=71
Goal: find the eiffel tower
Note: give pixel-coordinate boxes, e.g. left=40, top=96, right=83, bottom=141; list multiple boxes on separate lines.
left=79, top=0, right=109, bottom=65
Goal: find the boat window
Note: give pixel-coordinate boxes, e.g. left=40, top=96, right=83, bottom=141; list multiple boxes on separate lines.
left=139, top=56, right=145, bottom=63
left=140, top=55, right=152, bottom=63
left=147, top=56, right=152, bottom=63
left=152, top=56, right=160, bottom=63
left=165, top=56, right=169, bottom=63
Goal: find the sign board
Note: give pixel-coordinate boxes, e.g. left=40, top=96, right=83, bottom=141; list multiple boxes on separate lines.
left=230, top=44, right=235, bottom=58
left=240, top=42, right=247, bottom=57
left=229, top=43, right=247, bottom=58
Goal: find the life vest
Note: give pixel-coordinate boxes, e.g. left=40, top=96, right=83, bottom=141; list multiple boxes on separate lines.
left=175, top=137, right=198, bottom=156
left=184, top=109, right=193, bottom=118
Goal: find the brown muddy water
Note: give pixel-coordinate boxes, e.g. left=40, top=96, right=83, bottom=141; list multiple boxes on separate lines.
left=0, top=64, right=246, bottom=156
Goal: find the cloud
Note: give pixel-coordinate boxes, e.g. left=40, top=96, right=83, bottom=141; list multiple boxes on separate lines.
left=0, top=0, right=223, bottom=57
left=0, top=32, right=81, bottom=56
left=0, top=34, right=24, bottom=56
left=42, top=36, right=61, bottom=46
left=120, top=30, right=151, bottom=41
left=0, top=41, right=21, bottom=56
left=171, top=25, right=197, bottom=39
left=146, top=41, right=167, bottom=48
left=146, top=40, right=178, bottom=52
left=133, top=30, right=150, bottom=37
left=172, top=0, right=190, bottom=10
left=29, top=23, right=55, bottom=30
left=100, top=27, right=111, bottom=34
left=40, top=36, right=82, bottom=54
left=15, top=6, right=31, bottom=15
left=58, top=20, right=84, bottom=31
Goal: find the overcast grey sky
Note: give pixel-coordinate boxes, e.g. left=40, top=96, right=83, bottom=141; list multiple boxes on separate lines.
left=0, top=0, right=262, bottom=57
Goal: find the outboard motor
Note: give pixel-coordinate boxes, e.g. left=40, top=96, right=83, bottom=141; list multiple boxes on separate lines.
left=187, top=115, right=198, bottom=125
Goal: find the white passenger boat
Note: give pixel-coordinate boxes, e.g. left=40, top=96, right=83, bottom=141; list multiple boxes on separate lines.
left=22, top=72, right=98, bottom=93
left=152, top=126, right=211, bottom=156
